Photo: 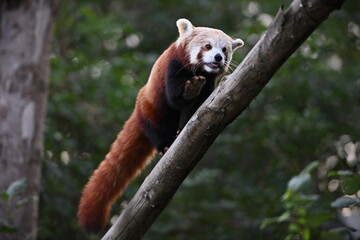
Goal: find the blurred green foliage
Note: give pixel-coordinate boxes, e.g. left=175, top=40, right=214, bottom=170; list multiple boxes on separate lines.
left=39, top=0, right=360, bottom=239
left=262, top=137, right=360, bottom=240
left=0, top=179, right=28, bottom=234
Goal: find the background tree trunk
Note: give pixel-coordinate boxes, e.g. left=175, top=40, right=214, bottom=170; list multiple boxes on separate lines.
left=102, top=0, right=346, bottom=239
left=0, top=1, right=55, bottom=239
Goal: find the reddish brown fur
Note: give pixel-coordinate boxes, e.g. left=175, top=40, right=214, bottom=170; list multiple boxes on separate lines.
left=77, top=110, right=156, bottom=232
left=77, top=43, right=188, bottom=232
left=77, top=19, right=243, bottom=232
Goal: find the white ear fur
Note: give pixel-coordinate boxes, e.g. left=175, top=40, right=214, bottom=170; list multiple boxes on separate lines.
left=232, top=38, right=244, bottom=51
left=176, top=18, right=194, bottom=38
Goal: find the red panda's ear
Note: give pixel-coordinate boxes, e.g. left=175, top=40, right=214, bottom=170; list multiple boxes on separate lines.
left=176, top=18, right=194, bottom=38
left=232, top=38, right=244, bottom=51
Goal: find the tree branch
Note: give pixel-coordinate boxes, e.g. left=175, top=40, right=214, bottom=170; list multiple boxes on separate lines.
left=102, top=0, right=346, bottom=239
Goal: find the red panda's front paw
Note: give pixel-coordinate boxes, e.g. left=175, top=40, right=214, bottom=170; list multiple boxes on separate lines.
left=182, top=76, right=206, bottom=100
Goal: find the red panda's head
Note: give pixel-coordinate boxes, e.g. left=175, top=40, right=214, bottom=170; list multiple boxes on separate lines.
left=176, top=18, right=244, bottom=74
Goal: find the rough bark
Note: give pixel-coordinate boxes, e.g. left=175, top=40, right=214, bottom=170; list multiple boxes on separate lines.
left=0, top=1, right=55, bottom=239
left=102, top=0, right=346, bottom=239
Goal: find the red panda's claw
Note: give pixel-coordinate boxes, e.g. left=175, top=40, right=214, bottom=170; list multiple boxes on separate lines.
left=159, top=147, right=169, bottom=156
left=192, top=75, right=206, bottom=82
left=176, top=129, right=182, bottom=137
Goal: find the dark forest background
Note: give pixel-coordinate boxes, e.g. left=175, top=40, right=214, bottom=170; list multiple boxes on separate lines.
left=40, top=0, right=360, bottom=239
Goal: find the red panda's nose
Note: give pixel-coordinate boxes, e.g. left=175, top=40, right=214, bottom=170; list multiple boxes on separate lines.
left=214, top=54, right=223, bottom=62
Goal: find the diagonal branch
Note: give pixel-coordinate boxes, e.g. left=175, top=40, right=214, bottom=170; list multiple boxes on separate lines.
left=102, top=0, right=346, bottom=239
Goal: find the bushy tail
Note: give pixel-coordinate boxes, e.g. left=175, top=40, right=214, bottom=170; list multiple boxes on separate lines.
left=77, top=113, right=156, bottom=232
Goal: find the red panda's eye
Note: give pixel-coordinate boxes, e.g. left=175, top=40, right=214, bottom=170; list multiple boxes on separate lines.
left=222, top=47, right=227, bottom=53
left=205, top=44, right=212, bottom=50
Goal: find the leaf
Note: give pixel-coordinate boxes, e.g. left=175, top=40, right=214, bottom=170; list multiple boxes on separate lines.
left=287, top=162, right=319, bottom=192
left=300, top=161, right=319, bottom=175
left=329, top=226, right=356, bottom=233
left=287, top=173, right=311, bottom=192
left=327, top=170, right=354, bottom=177
left=0, top=219, right=17, bottom=233
left=277, top=211, right=291, bottom=223
left=15, top=198, right=29, bottom=209
left=320, top=230, right=347, bottom=240
left=260, top=217, right=278, bottom=229
left=331, top=196, right=359, bottom=208
left=0, top=193, right=9, bottom=200
left=305, top=213, right=334, bottom=227
left=341, top=175, right=360, bottom=195
left=298, top=194, right=319, bottom=202
left=302, top=228, right=311, bottom=240
left=288, top=222, right=301, bottom=232
left=282, top=190, right=293, bottom=201
left=260, top=211, right=291, bottom=229
left=6, top=179, right=27, bottom=199
left=0, top=225, right=17, bottom=233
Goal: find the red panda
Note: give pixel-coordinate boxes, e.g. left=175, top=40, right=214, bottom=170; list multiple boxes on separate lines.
left=77, top=18, right=244, bottom=233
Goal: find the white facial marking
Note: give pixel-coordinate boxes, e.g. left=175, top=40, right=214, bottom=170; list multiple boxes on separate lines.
left=190, top=46, right=201, bottom=64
